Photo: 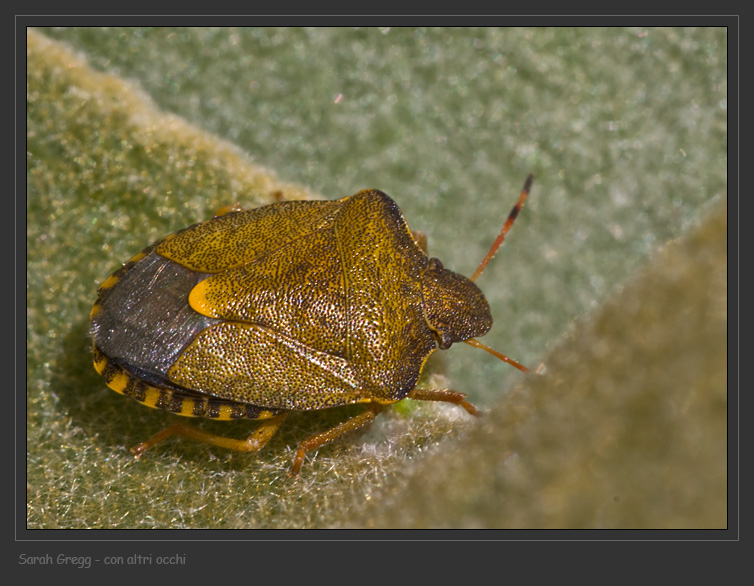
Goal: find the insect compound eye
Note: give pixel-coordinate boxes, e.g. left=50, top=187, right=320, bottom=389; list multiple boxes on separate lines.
left=433, top=330, right=454, bottom=350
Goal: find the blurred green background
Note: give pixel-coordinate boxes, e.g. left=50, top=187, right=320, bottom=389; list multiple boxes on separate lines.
left=26, top=26, right=727, bottom=529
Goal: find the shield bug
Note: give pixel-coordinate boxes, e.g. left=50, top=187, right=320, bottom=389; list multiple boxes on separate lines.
left=90, top=175, right=533, bottom=475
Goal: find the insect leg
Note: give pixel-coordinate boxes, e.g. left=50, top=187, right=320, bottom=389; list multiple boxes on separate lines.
left=406, top=388, right=481, bottom=416
left=131, top=413, right=288, bottom=456
left=290, top=404, right=384, bottom=476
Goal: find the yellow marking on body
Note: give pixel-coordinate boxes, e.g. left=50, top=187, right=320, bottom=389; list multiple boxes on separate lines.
left=218, top=404, right=234, bottom=420
left=94, top=348, right=286, bottom=421
left=142, top=387, right=162, bottom=409
left=99, top=274, right=120, bottom=290
left=416, top=348, right=436, bottom=381
left=107, top=371, right=131, bottom=394
left=188, top=280, right=216, bottom=317
left=93, top=355, right=106, bottom=374
left=89, top=303, right=102, bottom=320
left=127, top=251, right=148, bottom=264
left=374, top=396, right=401, bottom=406
left=179, top=399, right=198, bottom=417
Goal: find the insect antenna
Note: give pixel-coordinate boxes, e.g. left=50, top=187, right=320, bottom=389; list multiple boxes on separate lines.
left=464, top=338, right=529, bottom=373
left=464, top=173, right=534, bottom=373
left=469, top=173, right=533, bottom=283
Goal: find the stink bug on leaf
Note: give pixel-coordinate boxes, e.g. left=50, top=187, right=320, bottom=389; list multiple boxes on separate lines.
left=90, top=175, right=533, bottom=475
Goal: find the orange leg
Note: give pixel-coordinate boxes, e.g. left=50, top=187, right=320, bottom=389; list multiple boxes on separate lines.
left=290, top=404, right=384, bottom=476
left=406, top=388, right=481, bottom=416
left=131, top=414, right=287, bottom=456
left=130, top=392, right=478, bottom=475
